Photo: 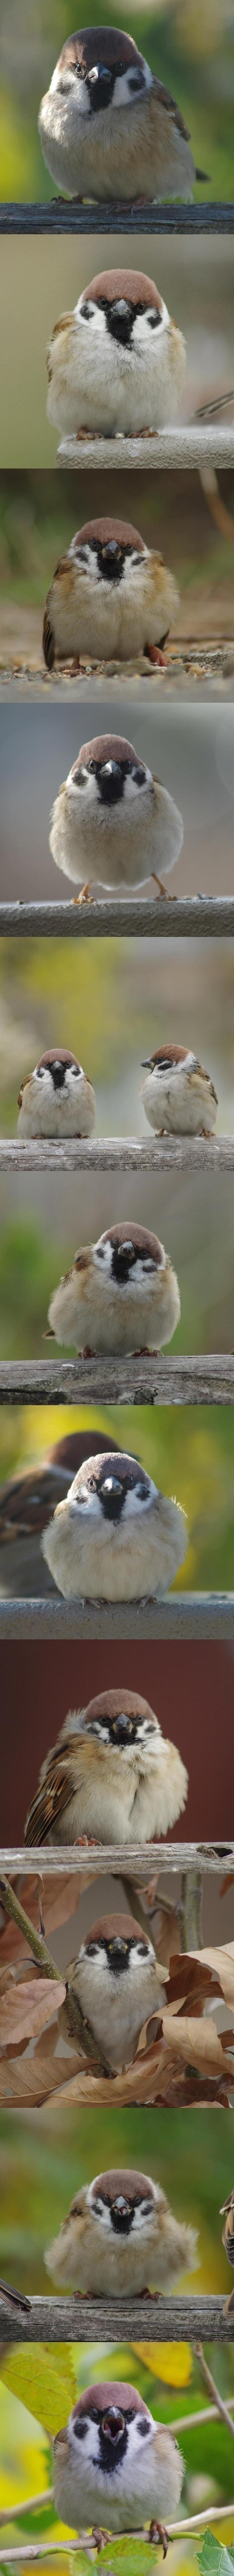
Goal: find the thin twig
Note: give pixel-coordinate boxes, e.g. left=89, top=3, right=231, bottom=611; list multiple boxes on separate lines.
left=1, top=2505, right=234, bottom=2559
left=180, top=1871, right=203, bottom=1952
left=65, top=1978, right=111, bottom=2078
left=0, top=1880, right=61, bottom=1985
left=195, top=2341, right=234, bottom=2436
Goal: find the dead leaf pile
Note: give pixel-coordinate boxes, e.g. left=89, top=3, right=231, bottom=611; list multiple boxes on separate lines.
left=0, top=1873, right=234, bottom=2110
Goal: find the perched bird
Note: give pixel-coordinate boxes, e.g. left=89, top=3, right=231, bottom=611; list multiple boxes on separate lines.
left=64, top=1909, right=168, bottom=2072
left=17, top=1048, right=95, bottom=1139
left=42, top=514, right=179, bottom=676
left=0, top=1430, right=120, bottom=1600
left=24, top=1683, right=188, bottom=1848
left=52, top=2378, right=184, bottom=2544
left=38, top=21, right=203, bottom=208
left=141, top=1043, right=218, bottom=1138
left=46, top=265, right=186, bottom=441
left=45, top=2162, right=198, bottom=2299
left=50, top=730, right=183, bottom=900
left=46, top=1220, right=180, bottom=1358
left=220, top=2191, right=234, bottom=2312
left=41, top=1446, right=188, bottom=1601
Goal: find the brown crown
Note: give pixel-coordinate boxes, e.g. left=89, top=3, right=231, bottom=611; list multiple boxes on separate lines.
left=151, top=1044, right=188, bottom=1067
left=72, top=516, right=144, bottom=552
left=69, top=1450, right=146, bottom=1496
left=58, top=27, right=144, bottom=75
left=48, top=1430, right=120, bottom=1471
left=83, top=1687, right=156, bottom=1726
left=36, top=1049, right=80, bottom=1071
left=75, top=733, right=138, bottom=768
left=72, top=2380, right=148, bottom=2416
left=83, top=1909, right=150, bottom=1948
left=82, top=269, right=162, bottom=310
left=92, top=2169, right=154, bottom=2202
left=102, top=1221, right=163, bottom=1263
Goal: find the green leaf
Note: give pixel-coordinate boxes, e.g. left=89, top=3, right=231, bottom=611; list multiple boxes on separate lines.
left=197, top=2533, right=234, bottom=2576
left=0, top=2343, right=77, bottom=2435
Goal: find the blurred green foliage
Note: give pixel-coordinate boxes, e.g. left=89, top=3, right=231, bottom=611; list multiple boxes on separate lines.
left=0, top=470, right=234, bottom=612
left=0, top=0, right=233, bottom=201
left=0, top=2106, right=233, bottom=2297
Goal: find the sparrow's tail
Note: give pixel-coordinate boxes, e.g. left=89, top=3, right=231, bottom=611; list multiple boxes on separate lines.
left=196, top=166, right=209, bottom=181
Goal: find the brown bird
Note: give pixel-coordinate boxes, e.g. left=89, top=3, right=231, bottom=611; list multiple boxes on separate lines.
left=38, top=21, right=204, bottom=206
left=45, top=2162, right=198, bottom=2300
left=0, top=1429, right=120, bottom=1598
left=50, top=728, right=183, bottom=900
left=46, top=264, right=186, bottom=441
left=42, top=513, right=179, bottom=675
left=24, top=1682, right=188, bottom=1849
left=52, top=2377, right=184, bottom=2544
left=17, top=1048, right=96, bottom=1139
left=65, top=1907, right=168, bottom=2071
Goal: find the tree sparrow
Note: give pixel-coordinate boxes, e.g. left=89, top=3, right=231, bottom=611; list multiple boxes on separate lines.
left=17, top=1048, right=95, bottom=1139
left=141, top=1043, right=218, bottom=1138
left=220, top=2191, right=234, bottom=2310
left=52, top=2379, right=184, bottom=2543
left=38, top=21, right=202, bottom=207
left=46, top=265, right=186, bottom=441
left=0, top=1431, right=120, bottom=1601
left=24, top=1683, right=188, bottom=1848
left=50, top=729, right=183, bottom=899
left=42, top=514, right=179, bottom=675
left=65, top=1909, right=168, bottom=2072
left=41, top=1447, right=188, bottom=1602
left=45, top=2163, right=198, bottom=2299
left=47, top=1220, right=180, bottom=1358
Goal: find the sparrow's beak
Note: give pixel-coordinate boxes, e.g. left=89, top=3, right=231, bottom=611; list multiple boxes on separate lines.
left=141, top=1057, right=152, bottom=1068
left=100, top=1475, right=122, bottom=1496
left=101, top=759, right=122, bottom=778
left=115, top=2196, right=130, bottom=2215
left=113, top=1711, right=133, bottom=1738
left=114, top=298, right=130, bottom=317
left=102, top=2408, right=125, bottom=2442
left=116, top=1239, right=134, bottom=1262
left=103, top=539, right=120, bottom=561
left=89, top=62, right=112, bottom=86
left=220, top=2198, right=232, bottom=2214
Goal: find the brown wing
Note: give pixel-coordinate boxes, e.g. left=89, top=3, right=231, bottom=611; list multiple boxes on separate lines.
left=0, top=1468, right=59, bottom=1548
left=43, top=607, right=55, bottom=671
left=191, top=1062, right=218, bottom=1104
left=24, top=1733, right=83, bottom=1846
left=17, top=1075, right=31, bottom=1109
left=152, top=73, right=191, bottom=143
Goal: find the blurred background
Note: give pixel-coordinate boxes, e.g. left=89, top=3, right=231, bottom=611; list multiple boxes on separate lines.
left=1, top=237, right=234, bottom=468
left=1, top=1626, right=234, bottom=1840
left=2, top=702, right=234, bottom=898
left=0, top=2104, right=233, bottom=2293
left=0, top=1401, right=233, bottom=1589
left=0, top=1161, right=233, bottom=1354
left=0, top=0, right=233, bottom=201
left=1, top=469, right=234, bottom=657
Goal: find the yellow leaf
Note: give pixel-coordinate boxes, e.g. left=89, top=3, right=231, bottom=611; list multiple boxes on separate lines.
left=0, top=2344, right=77, bottom=2435
left=132, top=2342, right=192, bottom=2387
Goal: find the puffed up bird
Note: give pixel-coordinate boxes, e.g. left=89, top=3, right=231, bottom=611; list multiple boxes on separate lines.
left=38, top=21, right=204, bottom=207
left=42, top=514, right=179, bottom=674
left=0, top=1430, right=120, bottom=1602
left=45, top=2162, right=198, bottom=2299
left=46, top=266, right=186, bottom=440
left=24, top=1683, right=188, bottom=1848
left=49, top=730, right=184, bottom=899
left=41, top=1447, right=188, bottom=1601
left=17, top=1048, right=96, bottom=1138
left=46, top=1220, right=181, bottom=1357
left=220, top=2191, right=234, bottom=2312
left=64, top=1909, right=168, bottom=2072
left=52, top=2379, right=184, bottom=2545
left=141, top=1043, right=218, bottom=1138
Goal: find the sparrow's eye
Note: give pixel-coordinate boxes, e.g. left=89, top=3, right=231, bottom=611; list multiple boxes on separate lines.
left=88, top=759, right=96, bottom=773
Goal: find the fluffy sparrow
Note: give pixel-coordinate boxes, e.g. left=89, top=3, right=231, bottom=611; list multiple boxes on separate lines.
left=17, top=1047, right=95, bottom=1139
left=0, top=1430, right=120, bottom=1600
left=45, top=2162, right=198, bottom=2298
left=47, top=1219, right=180, bottom=1357
left=24, top=1682, right=188, bottom=1848
left=38, top=21, right=203, bottom=206
left=65, top=1908, right=168, bottom=2072
left=42, top=513, right=179, bottom=674
left=50, top=729, right=183, bottom=899
left=141, top=1043, right=218, bottom=1138
left=52, top=2377, right=184, bottom=2542
left=46, top=264, right=186, bottom=440
left=41, top=1447, right=188, bottom=1601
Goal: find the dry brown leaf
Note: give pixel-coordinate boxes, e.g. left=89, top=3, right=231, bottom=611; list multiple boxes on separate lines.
left=0, top=1978, right=66, bottom=2048
left=0, top=1870, right=87, bottom=1965
left=160, top=2010, right=234, bottom=2076
left=0, top=2047, right=80, bottom=2106
left=165, top=1954, right=221, bottom=2014
left=193, top=1942, right=234, bottom=2008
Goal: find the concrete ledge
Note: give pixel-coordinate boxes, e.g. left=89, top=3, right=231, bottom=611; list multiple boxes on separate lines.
left=0, top=1597, right=233, bottom=1639
left=0, top=897, right=233, bottom=938
left=57, top=425, right=234, bottom=471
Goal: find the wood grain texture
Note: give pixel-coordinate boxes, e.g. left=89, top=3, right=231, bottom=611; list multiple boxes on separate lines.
left=0, top=204, right=233, bottom=234
left=0, top=2294, right=233, bottom=2343
left=1, top=1839, right=234, bottom=1875
left=0, top=1136, right=233, bottom=1172
left=0, top=1596, right=233, bottom=1639
left=0, top=898, right=233, bottom=938
left=58, top=426, right=234, bottom=471
left=0, top=1357, right=233, bottom=1404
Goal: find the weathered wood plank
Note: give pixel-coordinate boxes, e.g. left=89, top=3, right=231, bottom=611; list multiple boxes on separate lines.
left=1, top=1840, right=234, bottom=1875
left=0, top=1597, right=233, bottom=1640
left=0, top=203, right=233, bottom=234
left=58, top=426, right=234, bottom=471
left=0, top=1136, right=233, bottom=1172
left=0, top=1357, right=233, bottom=1404
left=0, top=2293, right=232, bottom=2344
left=0, top=897, right=233, bottom=938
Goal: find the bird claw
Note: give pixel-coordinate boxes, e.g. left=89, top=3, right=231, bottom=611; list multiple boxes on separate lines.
left=151, top=873, right=176, bottom=900
left=146, top=645, right=168, bottom=669
left=149, top=2522, right=168, bottom=2555
left=73, top=886, right=94, bottom=906
left=76, top=1834, right=97, bottom=1847
left=91, top=2529, right=110, bottom=2552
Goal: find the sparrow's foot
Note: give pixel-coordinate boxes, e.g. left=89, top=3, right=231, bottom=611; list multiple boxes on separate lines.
left=200, top=1126, right=215, bottom=1138
left=73, top=885, right=94, bottom=905
left=133, top=1345, right=159, bottom=1357
left=149, top=2522, right=168, bottom=2555
left=82, top=1343, right=95, bottom=1358
left=91, top=2529, right=110, bottom=2552
left=140, top=2285, right=160, bottom=2298
left=146, top=644, right=168, bottom=670
left=151, top=872, right=176, bottom=899
left=76, top=1834, right=97, bottom=1846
